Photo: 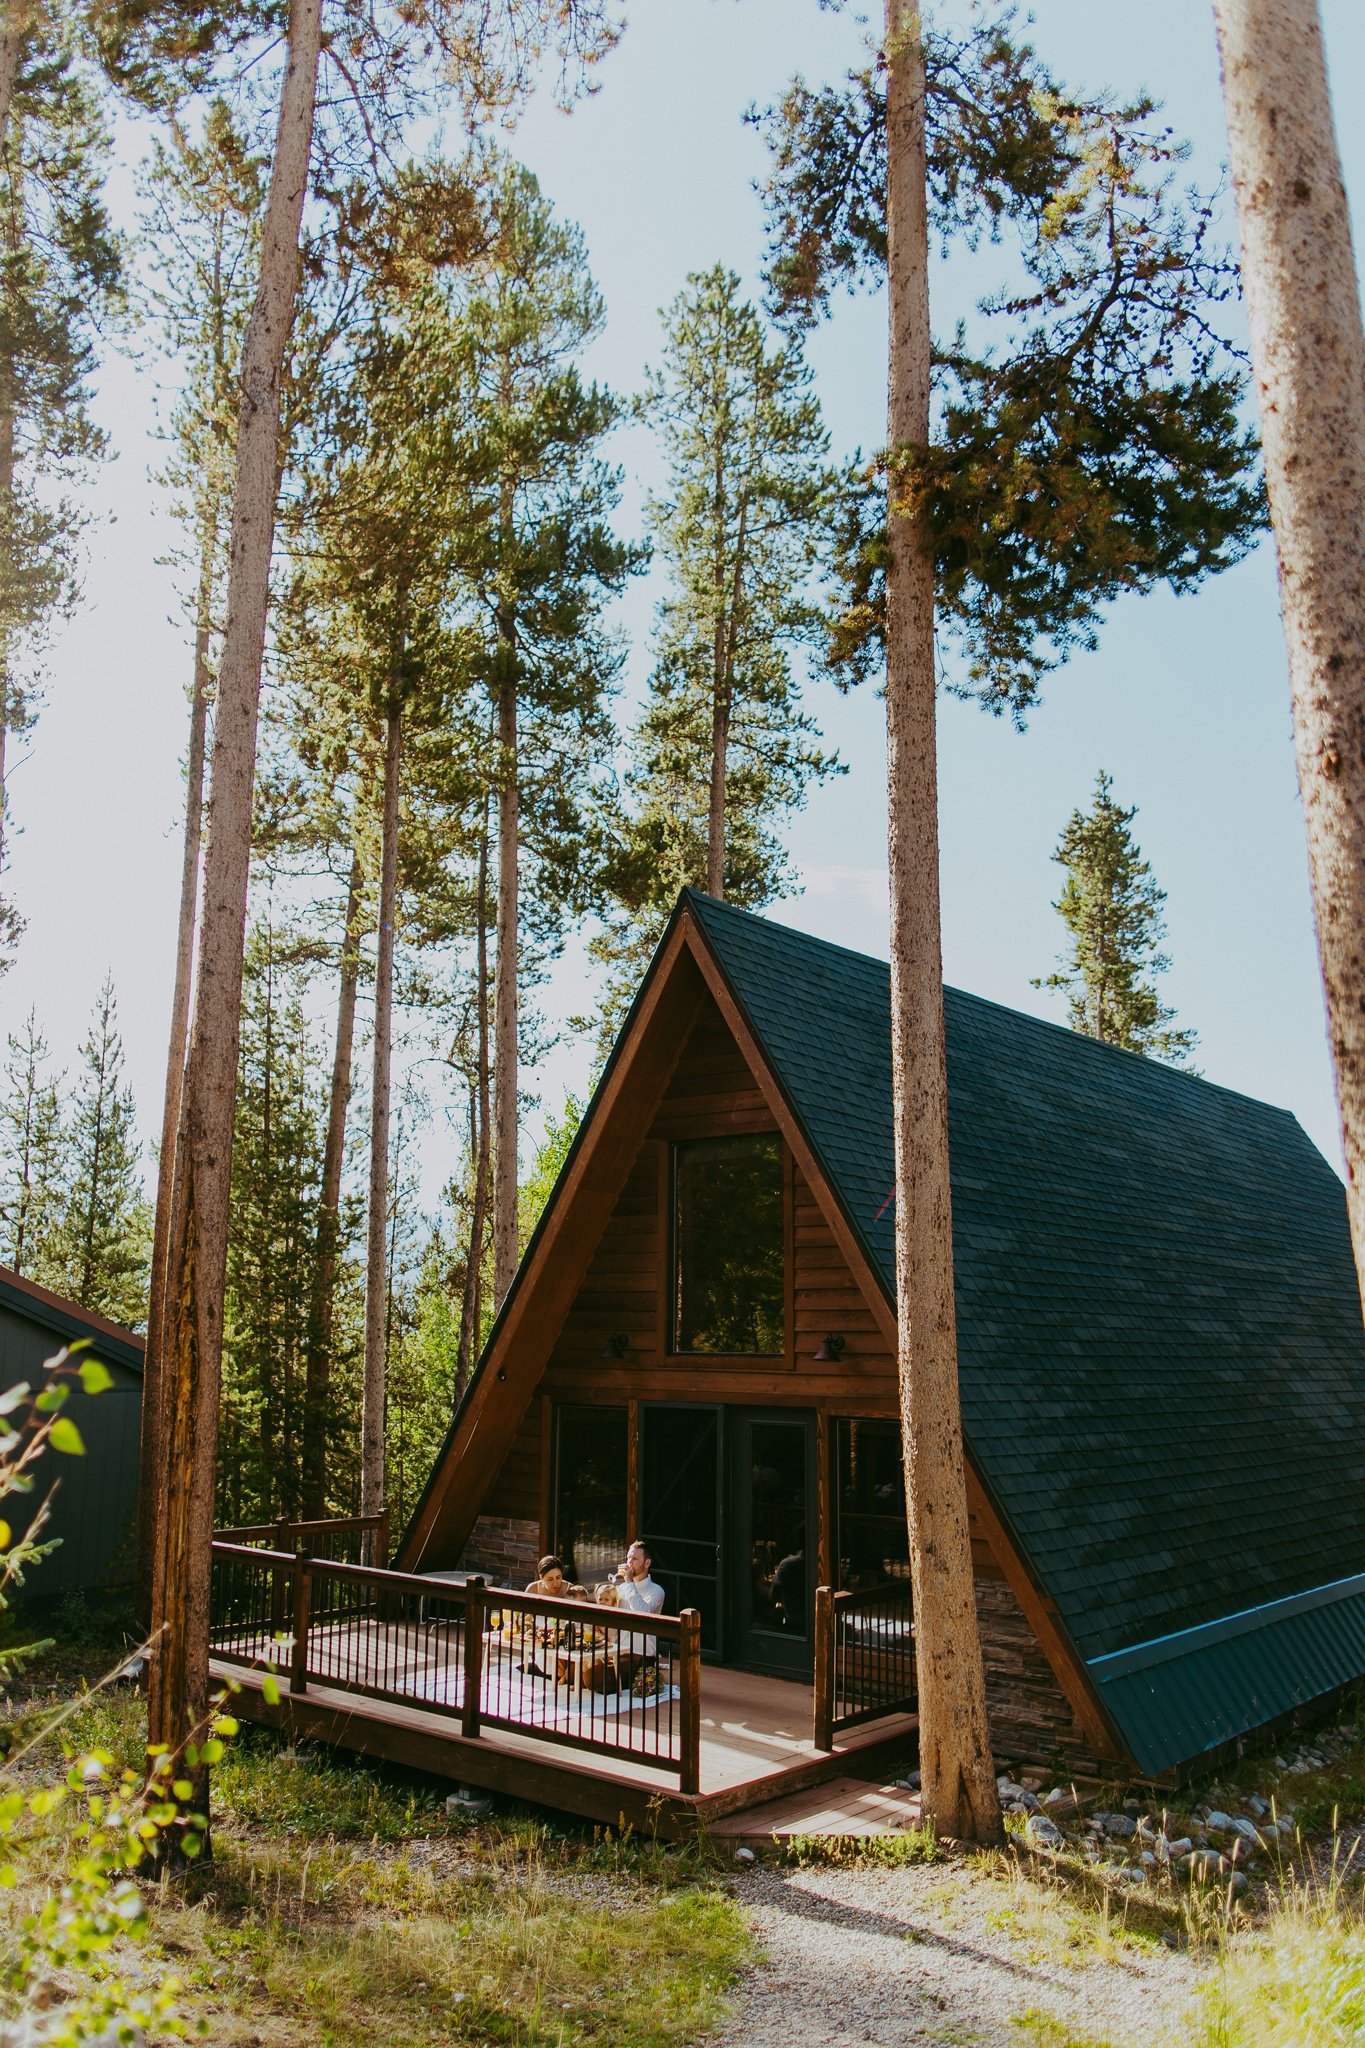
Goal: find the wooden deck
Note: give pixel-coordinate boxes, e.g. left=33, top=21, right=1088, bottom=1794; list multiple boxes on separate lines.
left=215, top=1657, right=918, bottom=1837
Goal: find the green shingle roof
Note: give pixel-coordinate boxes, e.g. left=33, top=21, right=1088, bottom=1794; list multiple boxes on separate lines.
left=686, top=890, right=1365, bottom=1775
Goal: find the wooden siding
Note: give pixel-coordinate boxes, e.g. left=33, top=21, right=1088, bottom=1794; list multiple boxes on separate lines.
left=0, top=1302, right=142, bottom=1593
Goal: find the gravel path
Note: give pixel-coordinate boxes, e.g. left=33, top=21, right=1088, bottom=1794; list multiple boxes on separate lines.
left=708, top=1860, right=1204, bottom=2047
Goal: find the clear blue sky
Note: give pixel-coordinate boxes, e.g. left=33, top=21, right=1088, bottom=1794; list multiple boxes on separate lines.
left=7, top=0, right=1365, bottom=1188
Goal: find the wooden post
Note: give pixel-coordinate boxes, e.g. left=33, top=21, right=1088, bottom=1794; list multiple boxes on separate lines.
left=678, top=1608, right=702, bottom=1796
left=462, top=1576, right=486, bottom=1740
left=269, top=1524, right=289, bottom=1639
left=374, top=1509, right=391, bottom=1572
left=814, top=1585, right=834, bottom=1751
left=289, top=1555, right=312, bottom=1697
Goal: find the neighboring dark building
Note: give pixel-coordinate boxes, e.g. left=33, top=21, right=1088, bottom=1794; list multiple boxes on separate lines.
left=0, top=1268, right=143, bottom=1597
left=402, top=890, right=1365, bottom=1782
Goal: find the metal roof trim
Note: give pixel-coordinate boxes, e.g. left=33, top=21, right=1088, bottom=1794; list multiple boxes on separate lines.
left=1088, top=1568, right=1365, bottom=1681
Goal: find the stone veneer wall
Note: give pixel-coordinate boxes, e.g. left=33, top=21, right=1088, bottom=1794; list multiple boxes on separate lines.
left=459, top=1513, right=540, bottom=1588
left=976, top=1577, right=1106, bottom=1776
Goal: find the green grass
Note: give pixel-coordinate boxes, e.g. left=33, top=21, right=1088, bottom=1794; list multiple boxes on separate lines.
left=0, top=1636, right=752, bottom=2048
left=775, top=1824, right=942, bottom=1868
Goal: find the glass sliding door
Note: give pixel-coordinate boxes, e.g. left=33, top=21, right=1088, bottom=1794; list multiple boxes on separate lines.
left=639, top=1404, right=722, bottom=1655
left=727, top=1409, right=815, bottom=1677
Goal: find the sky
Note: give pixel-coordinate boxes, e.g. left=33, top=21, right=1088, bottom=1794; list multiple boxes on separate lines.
left=6, top=0, right=1365, bottom=1198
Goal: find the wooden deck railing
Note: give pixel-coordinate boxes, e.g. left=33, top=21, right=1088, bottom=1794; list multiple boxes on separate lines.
left=209, top=1542, right=703, bottom=1795
left=213, top=1511, right=389, bottom=1568
left=813, top=1579, right=917, bottom=1750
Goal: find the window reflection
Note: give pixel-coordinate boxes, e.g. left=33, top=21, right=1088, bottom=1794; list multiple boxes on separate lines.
left=836, top=1417, right=910, bottom=1590
left=747, top=1420, right=807, bottom=1637
left=553, top=1406, right=627, bottom=1586
left=672, top=1134, right=785, bottom=1355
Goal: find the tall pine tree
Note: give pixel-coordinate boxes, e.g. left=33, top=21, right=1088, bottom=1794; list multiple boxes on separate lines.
left=756, top=0, right=1265, bottom=1840
left=435, top=156, right=641, bottom=1307
left=593, top=267, right=838, bottom=1029
left=1033, top=772, right=1197, bottom=1064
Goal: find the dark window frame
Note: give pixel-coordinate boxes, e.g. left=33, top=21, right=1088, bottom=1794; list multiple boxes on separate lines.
left=667, top=1132, right=792, bottom=1363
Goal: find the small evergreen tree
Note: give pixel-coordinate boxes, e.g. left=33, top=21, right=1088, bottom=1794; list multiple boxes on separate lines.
left=50, top=977, right=152, bottom=1323
left=1034, top=772, right=1197, bottom=1065
left=219, top=926, right=334, bottom=1523
left=0, top=1010, right=64, bottom=1277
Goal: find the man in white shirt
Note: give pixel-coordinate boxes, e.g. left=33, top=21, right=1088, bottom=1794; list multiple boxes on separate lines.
left=615, top=1539, right=665, bottom=1659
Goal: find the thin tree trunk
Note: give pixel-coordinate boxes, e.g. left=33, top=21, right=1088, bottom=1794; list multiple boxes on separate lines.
left=300, top=845, right=363, bottom=1516
left=707, top=644, right=730, bottom=898
left=0, top=24, right=19, bottom=890
left=458, top=818, right=492, bottom=1387
left=361, top=703, right=402, bottom=1535
left=1213, top=0, right=1365, bottom=1307
left=883, top=0, right=1000, bottom=1846
left=147, top=0, right=324, bottom=1824
left=706, top=500, right=750, bottom=900
left=493, top=661, right=519, bottom=1306
left=136, top=557, right=212, bottom=1625
left=0, top=9, right=21, bottom=147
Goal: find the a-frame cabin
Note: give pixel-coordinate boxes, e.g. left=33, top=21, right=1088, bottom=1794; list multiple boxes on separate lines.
left=399, top=891, right=1365, bottom=1787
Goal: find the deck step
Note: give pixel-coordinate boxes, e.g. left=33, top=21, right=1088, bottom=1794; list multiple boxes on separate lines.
left=708, top=1775, right=925, bottom=1846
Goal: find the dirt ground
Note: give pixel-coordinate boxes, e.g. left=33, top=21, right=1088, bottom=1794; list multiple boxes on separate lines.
left=710, top=1857, right=1203, bottom=2048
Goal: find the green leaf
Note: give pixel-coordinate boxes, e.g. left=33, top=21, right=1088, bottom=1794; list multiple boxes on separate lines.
left=48, top=1417, right=85, bottom=1456
left=77, top=1358, right=114, bottom=1396
left=34, top=1384, right=69, bottom=1414
left=260, top=1673, right=280, bottom=1707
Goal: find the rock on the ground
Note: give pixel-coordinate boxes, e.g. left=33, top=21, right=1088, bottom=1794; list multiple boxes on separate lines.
left=1042, top=1787, right=1080, bottom=1816
left=1204, top=1810, right=1236, bottom=1832
left=1103, top=1813, right=1137, bottom=1839
left=1024, top=1814, right=1065, bottom=1849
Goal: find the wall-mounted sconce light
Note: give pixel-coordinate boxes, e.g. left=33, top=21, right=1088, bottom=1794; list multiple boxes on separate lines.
left=813, top=1332, right=846, bottom=1363
left=602, top=1333, right=630, bottom=1360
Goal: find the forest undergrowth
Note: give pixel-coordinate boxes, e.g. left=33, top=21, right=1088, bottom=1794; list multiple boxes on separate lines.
left=0, top=1606, right=749, bottom=2048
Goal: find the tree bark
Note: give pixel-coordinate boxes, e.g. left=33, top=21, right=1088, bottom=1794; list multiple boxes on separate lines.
left=136, top=559, right=212, bottom=1625
left=706, top=499, right=750, bottom=900
left=458, top=816, right=492, bottom=1387
left=1213, top=0, right=1365, bottom=1308
left=300, top=844, right=362, bottom=1517
left=883, top=0, right=1001, bottom=1845
left=707, top=643, right=730, bottom=899
left=0, top=10, right=21, bottom=164
left=146, top=0, right=324, bottom=1823
left=493, top=660, right=519, bottom=1306
left=361, top=704, right=401, bottom=1533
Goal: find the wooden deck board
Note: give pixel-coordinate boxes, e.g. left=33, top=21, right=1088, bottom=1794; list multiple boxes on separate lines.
left=211, top=1657, right=917, bottom=1836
